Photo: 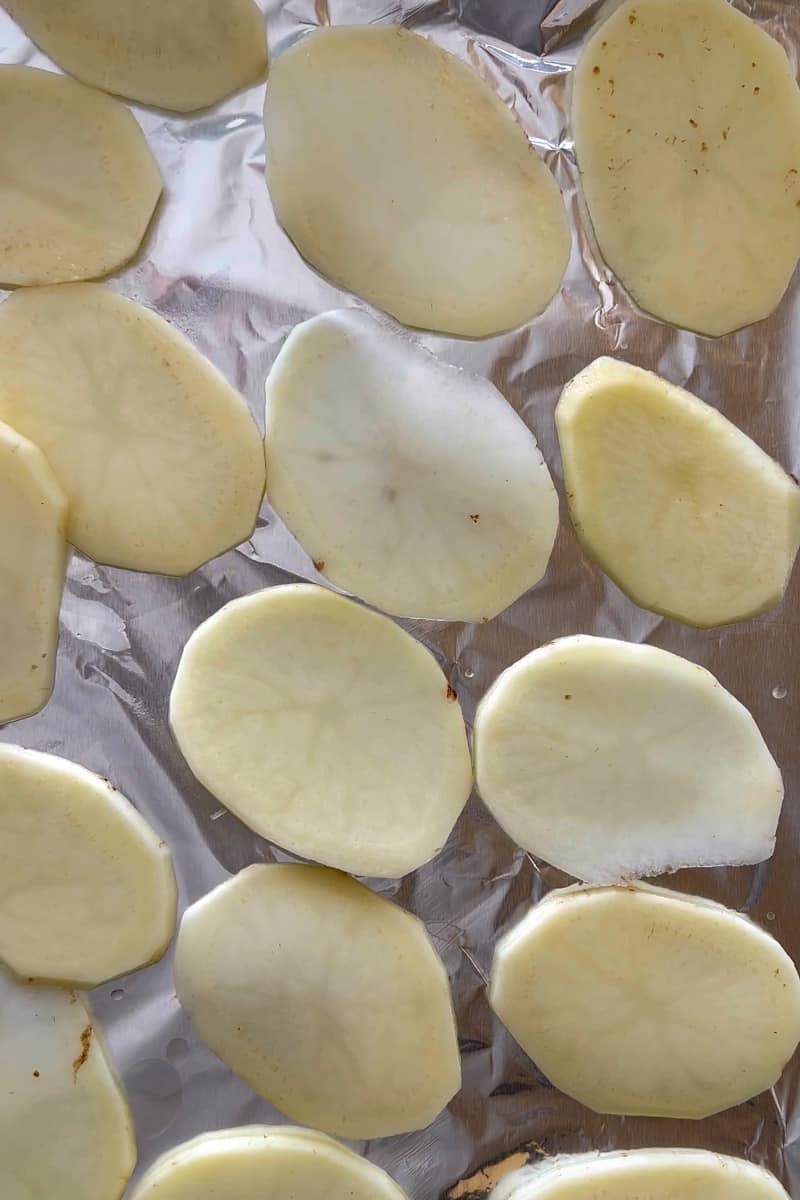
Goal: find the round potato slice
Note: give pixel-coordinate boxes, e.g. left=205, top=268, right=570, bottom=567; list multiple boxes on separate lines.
left=0, top=66, right=161, bottom=286
left=489, top=883, right=800, bottom=1119
left=264, top=26, right=569, bottom=337
left=572, top=0, right=800, bottom=335
left=0, top=745, right=177, bottom=987
left=170, top=584, right=472, bottom=877
left=473, top=635, right=782, bottom=884
left=265, top=310, right=558, bottom=620
left=0, top=966, right=135, bottom=1200
left=556, top=358, right=800, bottom=627
left=4, top=0, right=267, bottom=112
left=174, top=864, right=461, bottom=1138
left=0, top=422, right=67, bottom=724
left=0, top=285, right=265, bottom=575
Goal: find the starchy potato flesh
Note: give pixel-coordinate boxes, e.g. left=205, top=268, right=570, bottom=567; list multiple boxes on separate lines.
left=174, top=865, right=461, bottom=1138
left=0, top=66, right=161, bottom=285
left=556, top=358, right=800, bottom=626
left=489, top=883, right=800, bottom=1118
left=264, top=26, right=569, bottom=336
left=0, top=285, right=265, bottom=574
left=473, top=635, right=783, bottom=883
left=572, top=0, right=800, bottom=335
left=265, top=310, right=559, bottom=619
left=170, top=584, right=472, bottom=877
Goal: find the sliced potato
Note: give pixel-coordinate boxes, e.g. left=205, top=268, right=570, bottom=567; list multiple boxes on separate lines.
left=490, top=883, right=800, bottom=1118
left=170, top=584, right=472, bottom=877
left=0, top=285, right=265, bottom=575
left=0, top=66, right=161, bottom=286
left=473, top=635, right=782, bottom=883
left=174, top=865, right=461, bottom=1138
left=556, top=358, right=800, bottom=626
left=265, top=310, right=558, bottom=620
left=572, top=0, right=800, bottom=335
left=4, top=0, right=267, bottom=112
left=264, top=26, right=569, bottom=337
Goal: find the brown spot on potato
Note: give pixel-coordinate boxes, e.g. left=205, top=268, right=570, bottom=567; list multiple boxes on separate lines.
left=72, top=1025, right=92, bottom=1081
left=446, top=685, right=458, bottom=702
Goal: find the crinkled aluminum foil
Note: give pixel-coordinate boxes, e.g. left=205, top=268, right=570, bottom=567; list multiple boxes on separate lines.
left=1, top=0, right=799, bottom=1196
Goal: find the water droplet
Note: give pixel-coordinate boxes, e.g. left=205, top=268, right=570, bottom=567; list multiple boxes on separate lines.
left=772, top=685, right=787, bottom=700
left=462, top=665, right=475, bottom=680
left=166, top=1037, right=190, bottom=1064
left=766, top=911, right=776, bottom=921
left=209, top=809, right=226, bottom=821
left=110, top=988, right=124, bottom=1001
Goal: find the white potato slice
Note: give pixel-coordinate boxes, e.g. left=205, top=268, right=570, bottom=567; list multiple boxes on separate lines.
left=0, top=66, right=161, bottom=286
left=556, top=358, right=800, bottom=626
left=572, top=0, right=800, bottom=335
left=473, top=635, right=782, bottom=883
left=4, top=0, right=267, bottom=112
left=0, top=284, right=265, bottom=575
left=0, top=745, right=176, bottom=987
left=264, top=26, right=569, bottom=337
left=170, top=584, right=472, bottom=877
left=0, top=965, right=135, bottom=1200
left=490, top=883, right=800, bottom=1118
left=265, top=310, right=558, bottom=620
left=0, top=421, right=67, bottom=723
left=174, top=864, right=461, bottom=1138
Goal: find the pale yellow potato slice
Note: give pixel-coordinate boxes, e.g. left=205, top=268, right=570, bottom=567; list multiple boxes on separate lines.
left=0, top=421, right=67, bottom=723
left=473, top=635, right=782, bottom=884
left=572, top=0, right=800, bottom=335
left=4, top=0, right=267, bottom=112
left=170, top=583, right=472, bottom=877
left=174, top=865, right=461, bottom=1138
left=264, top=26, right=569, bottom=337
left=265, top=310, right=558, bottom=620
left=0, top=966, right=135, bottom=1200
left=0, top=66, right=161, bottom=286
left=0, top=745, right=177, bottom=987
left=556, top=358, right=800, bottom=626
left=490, top=883, right=800, bottom=1118
left=0, top=285, right=265, bottom=575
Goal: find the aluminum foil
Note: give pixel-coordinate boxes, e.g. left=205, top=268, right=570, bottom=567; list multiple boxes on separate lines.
left=1, top=0, right=799, bottom=1196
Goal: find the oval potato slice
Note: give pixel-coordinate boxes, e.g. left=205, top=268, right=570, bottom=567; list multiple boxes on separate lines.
left=174, top=864, right=461, bottom=1139
left=264, top=26, right=569, bottom=337
left=0, top=66, right=161, bottom=286
left=473, top=635, right=782, bottom=883
left=489, top=884, right=800, bottom=1118
left=0, top=285, right=265, bottom=575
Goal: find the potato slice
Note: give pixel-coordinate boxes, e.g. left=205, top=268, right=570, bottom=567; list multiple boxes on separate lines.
left=170, top=583, right=472, bottom=877
left=174, top=864, right=461, bottom=1138
left=0, top=745, right=176, bottom=987
left=4, top=0, right=266, bottom=112
left=489, top=883, right=800, bottom=1118
left=265, top=310, right=558, bottom=620
left=264, top=27, right=569, bottom=337
left=556, top=358, right=800, bottom=626
left=0, top=285, right=265, bottom=575
left=473, top=635, right=782, bottom=883
left=0, top=966, right=135, bottom=1200
left=572, top=0, right=800, bottom=335
left=0, top=66, right=160, bottom=286
left=0, top=421, right=67, bottom=723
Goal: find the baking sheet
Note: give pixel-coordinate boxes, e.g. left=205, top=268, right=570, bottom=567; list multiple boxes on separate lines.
left=1, top=0, right=799, bottom=1196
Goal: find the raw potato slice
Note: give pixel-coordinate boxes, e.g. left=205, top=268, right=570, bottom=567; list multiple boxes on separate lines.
left=174, top=865, right=461, bottom=1138
left=0, top=745, right=177, bottom=987
left=4, top=0, right=267, bottom=112
left=571, top=0, right=800, bottom=336
left=0, top=965, right=135, bottom=1200
left=473, top=635, right=782, bottom=884
left=170, top=584, right=472, bottom=877
left=556, top=358, right=800, bottom=627
left=0, top=66, right=161, bottom=286
left=265, top=310, right=559, bottom=620
left=264, top=26, right=569, bottom=337
left=0, top=285, right=265, bottom=575
left=489, top=883, right=800, bottom=1118
left=0, top=422, right=67, bottom=723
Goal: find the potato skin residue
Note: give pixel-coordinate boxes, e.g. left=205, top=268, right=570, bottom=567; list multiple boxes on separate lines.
left=72, top=1024, right=93, bottom=1081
